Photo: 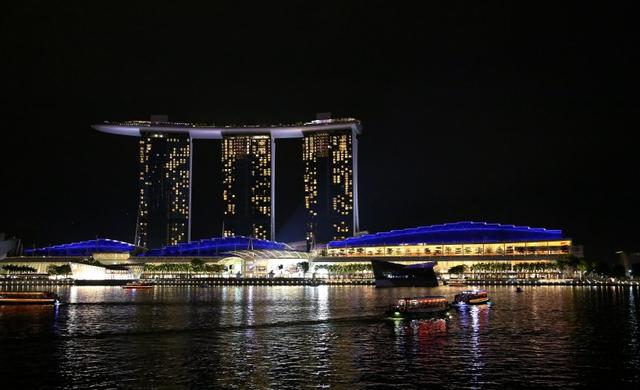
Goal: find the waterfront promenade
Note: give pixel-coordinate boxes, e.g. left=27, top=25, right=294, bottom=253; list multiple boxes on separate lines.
left=1, top=276, right=638, bottom=288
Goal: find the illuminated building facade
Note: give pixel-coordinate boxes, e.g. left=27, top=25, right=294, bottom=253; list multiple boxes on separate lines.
left=320, top=222, right=582, bottom=273
left=303, top=129, right=359, bottom=246
left=92, top=117, right=361, bottom=245
left=136, top=132, right=191, bottom=249
left=222, top=135, right=273, bottom=240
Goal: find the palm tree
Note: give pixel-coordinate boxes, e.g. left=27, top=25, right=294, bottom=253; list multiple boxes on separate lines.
left=297, top=261, right=310, bottom=277
left=191, top=258, right=205, bottom=277
left=449, top=265, right=467, bottom=275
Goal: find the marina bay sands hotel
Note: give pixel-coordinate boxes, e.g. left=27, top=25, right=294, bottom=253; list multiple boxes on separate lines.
left=92, top=115, right=361, bottom=250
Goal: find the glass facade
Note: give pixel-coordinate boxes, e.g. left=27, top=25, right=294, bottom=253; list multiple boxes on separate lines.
left=328, top=222, right=564, bottom=248
left=303, top=129, right=359, bottom=246
left=222, top=135, right=273, bottom=240
left=326, top=240, right=573, bottom=258
left=136, top=132, right=191, bottom=249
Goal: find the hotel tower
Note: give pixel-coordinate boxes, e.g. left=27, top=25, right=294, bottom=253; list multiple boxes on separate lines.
left=303, top=128, right=359, bottom=247
left=136, top=131, right=192, bottom=249
left=92, top=115, right=361, bottom=248
left=221, top=135, right=274, bottom=240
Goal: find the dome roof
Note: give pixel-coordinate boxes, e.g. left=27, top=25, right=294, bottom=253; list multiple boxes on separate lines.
left=24, top=238, right=135, bottom=256
left=142, top=236, right=291, bottom=257
left=328, top=222, right=565, bottom=248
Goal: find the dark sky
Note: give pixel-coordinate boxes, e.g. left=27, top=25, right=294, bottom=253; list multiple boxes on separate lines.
left=1, top=3, right=637, bottom=260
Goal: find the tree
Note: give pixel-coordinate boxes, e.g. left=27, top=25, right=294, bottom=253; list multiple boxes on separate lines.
left=594, top=262, right=611, bottom=276
left=577, top=259, right=592, bottom=278
left=191, top=258, right=205, bottom=273
left=297, top=261, right=310, bottom=276
left=58, top=264, right=71, bottom=277
left=204, top=264, right=224, bottom=274
left=566, top=255, right=581, bottom=269
left=82, top=258, right=102, bottom=266
left=611, top=264, right=626, bottom=278
left=313, top=263, right=372, bottom=275
left=2, top=264, right=36, bottom=274
left=47, top=264, right=71, bottom=278
left=449, top=265, right=467, bottom=275
left=555, top=258, right=568, bottom=274
left=47, top=264, right=59, bottom=275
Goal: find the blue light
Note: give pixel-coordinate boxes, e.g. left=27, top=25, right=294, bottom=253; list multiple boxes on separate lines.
left=25, top=238, right=135, bottom=256
left=140, top=236, right=291, bottom=257
left=328, top=221, right=565, bottom=248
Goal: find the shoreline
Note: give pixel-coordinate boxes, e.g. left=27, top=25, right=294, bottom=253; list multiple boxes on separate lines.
left=1, top=278, right=639, bottom=287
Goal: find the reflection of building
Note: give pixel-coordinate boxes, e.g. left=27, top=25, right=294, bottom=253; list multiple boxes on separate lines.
left=319, top=221, right=580, bottom=273
left=303, top=128, right=359, bottom=247
left=137, top=131, right=191, bottom=249
left=222, top=135, right=273, bottom=239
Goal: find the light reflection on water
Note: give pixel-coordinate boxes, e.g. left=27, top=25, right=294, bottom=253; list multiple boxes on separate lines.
left=0, top=285, right=639, bottom=388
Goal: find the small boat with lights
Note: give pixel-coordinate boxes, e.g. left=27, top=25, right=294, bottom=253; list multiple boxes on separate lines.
left=385, top=295, right=450, bottom=319
left=0, top=291, right=60, bottom=305
left=453, top=290, right=490, bottom=305
left=122, top=282, right=154, bottom=290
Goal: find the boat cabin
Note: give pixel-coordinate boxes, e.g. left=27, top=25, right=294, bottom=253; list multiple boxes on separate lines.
left=393, top=296, right=448, bottom=310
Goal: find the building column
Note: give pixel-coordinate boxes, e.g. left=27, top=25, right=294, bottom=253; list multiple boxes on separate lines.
left=352, top=128, right=360, bottom=234
left=270, top=136, right=276, bottom=241
left=188, top=136, right=193, bottom=242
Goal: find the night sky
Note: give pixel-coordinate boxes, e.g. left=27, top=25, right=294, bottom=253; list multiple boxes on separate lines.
left=1, top=3, right=637, bottom=260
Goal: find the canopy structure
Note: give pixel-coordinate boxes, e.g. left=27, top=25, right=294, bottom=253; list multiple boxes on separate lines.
left=92, top=118, right=362, bottom=139
left=24, top=239, right=135, bottom=256
left=224, top=250, right=312, bottom=261
left=328, top=221, right=565, bottom=248
left=141, top=236, right=292, bottom=257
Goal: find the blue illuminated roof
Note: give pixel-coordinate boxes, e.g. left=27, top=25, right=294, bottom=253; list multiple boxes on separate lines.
left=24, top=239, right=135, bottom=256
left=141, top=236, right=291, bottom=257
left=328, top=222, right=565, bottom=248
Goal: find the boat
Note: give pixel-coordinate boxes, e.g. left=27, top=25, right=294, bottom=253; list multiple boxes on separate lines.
left=0, top=291, right=60, bottom=305
left=448, top=280, right=467, bottom=287
left=453, top=289, right=490, bottom=305
left=385, top=295, right=450, bottom=319
left=122, top=281, right=154, bottom=290
left=516, top=287, right=523, bottom=293
left=371, top=260, right=438, bottom=288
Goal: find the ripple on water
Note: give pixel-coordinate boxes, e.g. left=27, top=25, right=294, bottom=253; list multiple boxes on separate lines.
left=0, top=285, right=639, bottom=388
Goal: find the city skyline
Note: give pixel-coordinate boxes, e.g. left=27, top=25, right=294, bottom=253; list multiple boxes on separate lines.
left=1, top=4, right=638, bottom=389
left=1, top=3, right=637, bottom=261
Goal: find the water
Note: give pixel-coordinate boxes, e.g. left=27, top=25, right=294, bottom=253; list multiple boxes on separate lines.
left=1, top=285, right=639, bottom=389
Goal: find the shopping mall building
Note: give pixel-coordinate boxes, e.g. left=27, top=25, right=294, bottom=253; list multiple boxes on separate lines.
left=1, top=221, right=581, bottom=280
left=316, top=221, right=581, bottom=272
